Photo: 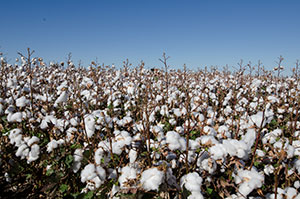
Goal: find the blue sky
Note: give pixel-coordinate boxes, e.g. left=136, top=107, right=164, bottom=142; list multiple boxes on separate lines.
left=1, top=0, right=300, bottom=73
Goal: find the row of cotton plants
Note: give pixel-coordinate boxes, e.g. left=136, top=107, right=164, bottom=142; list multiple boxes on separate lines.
left=1, top=51, right=300, bottom=198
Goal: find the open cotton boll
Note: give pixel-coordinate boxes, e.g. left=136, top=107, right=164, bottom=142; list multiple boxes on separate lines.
left=200, top=158, right=217, bottom=174
left=16, top=144, right=29, bottom=159
left=7, top=112, right=23, bottom=123
left=250, top=112, right=267, bottom=128
left=294, top=159, right=300, bottom=173
left=74, top=149, right=84, bottom=162
left=40, top=115, right=57, bottom=129
left=209, top=143, right=227, bottom=160
left=188, top=192, right=204, bottom=199
left=54, top=90, right=68, bottom=107
left=70, top=117, right=79, bottom=126
left=81, top=164, right=106, bottom=190
left=173, top=108, right=182, bottom=117
left=46, top=140, right=58, bottom=153
left=81, top=164, right=97, bottom=183
left=118, top=166, right=137, bottom=188
left=180, top=172, right=203, bottom=198
left=203, top=126, right=217, bottom=136
left=73, top=149, right=84, bottom=173
left=242, top=128, right=256, bottom=150
left=84, top=114, right=95, bottom=138
left=9, top=128, right=23, bottom=146
left=16, top=96, right=29, bottom=107
left=95, top=148, right=110, bottom=165
left=166, top=131, right=186, bottom=151
left=27, top=136, right=40, bottom=147
left=27, top=144, right=40, bottom=163
left=129, top=149, right=137, bottom=164
left=264, top=165, right=275, bottom=175
left=140, top=167, right=164, bottom=191
left=285, top=187, right=297, bottom=199
left=234, top=168, right=264, bottom=197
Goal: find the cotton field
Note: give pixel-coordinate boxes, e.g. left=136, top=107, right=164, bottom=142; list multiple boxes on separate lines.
left=1, top=51, right=300, bottom=198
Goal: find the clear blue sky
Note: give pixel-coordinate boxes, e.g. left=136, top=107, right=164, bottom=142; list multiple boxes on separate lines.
left=1, top=0, right=300, bottom=73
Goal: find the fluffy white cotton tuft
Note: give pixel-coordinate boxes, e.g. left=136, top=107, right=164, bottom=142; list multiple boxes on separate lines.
left=234, top=168, right=264, bottom=197
left=166, top=131, right=186, bottom=151
left=16, top=96, right=29, bottom=107
left=54, top=90, right=68, bottom=106
left=84, top=114, right=95, bottom=138
left=80, top=163, right=106, bottom=190
left=140, top=167, right=164, bottom=191
left=180, top=172, right=203, bottom=199
left=118, top=166, right=137, bottom=188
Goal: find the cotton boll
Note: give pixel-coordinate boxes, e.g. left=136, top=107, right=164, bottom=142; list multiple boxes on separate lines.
left=118, top=166, right=137, bottom=188
left=70, top=117, right=79, bottom=126
left=188, top=191, right=204, bottom=199
left=94, top=148, right=110, bottom=165
left=140, top=167, right=164, bottom=191
left=173, top=108, right=182, bottom=117
left=256, top=149, right=265, bottom=157
left=294, top=181, right=300, bottom=189
left=54, top=90, right=68, bottom=107
left=243, top=128, right=256, bottom=150
left=264, top=165, right=274, bottom=175
left=94, top=166, right=106, bottom=185
left=9, top=128, right=23, bottom=146
left=16, top=144, right=29, bottom=159
left=73, top=148, right=83, bottom=162
left=234, top=168, right=264, bottom=197
left=294, top=159, right=300, bottom=173
left=200, top=158, right=217, bottom=174
left=209, top=143, right=227, bottom=160
left=27, top=136, right=39, bottom=147
left=73, top=149, right=84, bottom=173
left=250, top=112, right=266, bottom=128
left=7, top=112, right=23, bottom=122
left=129, top=149, right=137, bottom=164
left=180, top=172, right=203, bottom=196
left=81, top=164, right=97, bottom=183
left=46, top=140, right=58, bottom=153
left=166, top=131, right=186, bottom=151
left=285, top=187, right=297, bottom=199
left=27, top=144, right=40, bottom=163
left=84, top=114, right=95, bottom=138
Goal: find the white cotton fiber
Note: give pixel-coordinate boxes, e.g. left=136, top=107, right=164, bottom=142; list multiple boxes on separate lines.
left=54, top=90, right=68, bottom=106
left=16, top=96, right=29, bottom=107
left=9, top=128, right=23, bottom=146
left=118, top=166, right=137, bottom=188
left=16, top=144, right=29, bottom=159
left=264, top=165, right=274, bottom=175
left=129, top=149, right=137, bottom=164
left=7, top=112, right=23, bottom=122
left=27, top=136, right=40, bottom=147
left=27, top=144, right=40, bottom=163
left=250, top=112, right=266, bottom=128
left=46, top=140, right=58, bottom=153
left=140, top=167, right=164, bottom=191
left=84, top=114, right=95, bottom=138
left=243, top=128, right=256, bottom=150
left=74, top=148, right=84, bottom=162
left=209, top=143, right=227, bottom=160
left=180, top=172, right=203, bottom=198
left=234, top=168, right=264, bottom=197
left=81, top=164, right=97, bottom=183
left=166, top=131, right=186, bottom=151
